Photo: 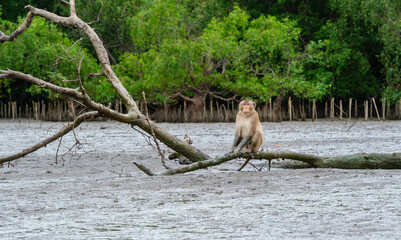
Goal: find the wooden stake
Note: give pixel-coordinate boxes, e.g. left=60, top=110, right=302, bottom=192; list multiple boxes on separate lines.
left=398, top=99, right=401, bottom=119
left=339, top=100, right=343, bottom=120
left=349, top=98, right=352, bottom=120
left=269, top=97, right=272, bottom=122
left=354, top=99, right=358, bottom=118
left=382, top=98, right=386, bottom=120
left=363, top=100, right=369, bottom=121
left=203, top=104, right=206, bottom=123
left=370, top=98, right=373, bottom=120
left=372, top=98, right=380, bottom=121
left=41, top=100, right=45, bottom=120
left=216, top=102, right=221, bottom=122
left=288, top=97, right=292, bottom=122
left=8, top=102, right=11, bottom=119
left=386, top=100, right=390, bottom=120
left=264, top=101, right=268, bottom=122
left=184, top=101, right=187, bottom=122
left=164, top=101, right=168, bottom=122
left=210, top=98, right=213, bottom=122
left=312, top=99, right=316, bottom=122
left=330, top=98, right=334, bottom=121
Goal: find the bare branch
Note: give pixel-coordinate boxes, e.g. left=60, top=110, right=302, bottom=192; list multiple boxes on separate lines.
left=70, top=0, right=77, bottom=16
left=87, top=73, right=104, bottom=79
left=0, top=111, right=99, bottom=164
left=47, top=71, right=74, bottom=82
left=133, top=162, right=156, bottom=176
left=172, top=92, right=196, bottom=103
left=88, top=1, right=104, bottom=25
left=142, top=91, right=170, bottom=169
left=210, top=92, right=239, bottom=102
left=23, top=5, right=138, bottom=112
left=0, top=12, right=34, bottom=43
left=61, top=0, right=70, bottom=6
left=1, top=3, right=211, bottom=165
left=250, top=64, right=266, bottom=76
left=184, top=82, right=204, bottom=94
left=58, top=38, right=83, bottom=62
left=0, top=69, right=128, bottom=120
left=75, top=40, right=86, bottom=94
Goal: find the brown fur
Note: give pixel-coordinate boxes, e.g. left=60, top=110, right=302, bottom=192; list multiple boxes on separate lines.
left=232, top=99, right=263, bottom=153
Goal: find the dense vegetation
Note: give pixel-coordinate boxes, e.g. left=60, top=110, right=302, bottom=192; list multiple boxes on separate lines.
left=1, top=0, right=400, bottom=109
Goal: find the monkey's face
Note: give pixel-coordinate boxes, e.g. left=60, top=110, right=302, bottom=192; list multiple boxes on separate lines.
left=240, top=100, right=255, bottom=114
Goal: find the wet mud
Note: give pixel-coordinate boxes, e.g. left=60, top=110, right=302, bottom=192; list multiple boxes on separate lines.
left=1, top=119, right=401, bottom=239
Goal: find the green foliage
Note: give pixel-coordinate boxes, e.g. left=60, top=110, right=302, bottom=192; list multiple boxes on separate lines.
left=1, top=0, right=400, bottom=105
left=314, top=0, right=401, bottom=102
left=119, top=6, right=330, bottom=103
left=0, top=17, right=108, bottom=102
left=118, top=1, right=238, bottom=103
left=319, top=0, right=383, bottom=99
left=128, top=0, right=187, bottom=52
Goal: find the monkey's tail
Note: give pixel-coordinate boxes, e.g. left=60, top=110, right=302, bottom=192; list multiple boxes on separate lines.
left=237, top=158, right=251, bottom=171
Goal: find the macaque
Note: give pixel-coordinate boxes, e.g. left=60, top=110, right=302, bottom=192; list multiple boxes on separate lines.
left=231, top=99, right=263, bottom=171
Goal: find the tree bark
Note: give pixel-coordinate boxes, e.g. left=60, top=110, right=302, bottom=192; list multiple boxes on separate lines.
left=133, top=151, right=401, bottom=176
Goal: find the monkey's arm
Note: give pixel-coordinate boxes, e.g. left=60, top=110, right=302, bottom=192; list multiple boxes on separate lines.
left=231, top=135, right=240, bottom=152
left=233, top=136, right=252, bottom=153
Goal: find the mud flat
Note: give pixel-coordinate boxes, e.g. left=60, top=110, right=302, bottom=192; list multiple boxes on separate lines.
left=1, top=119, right=401, bottom=239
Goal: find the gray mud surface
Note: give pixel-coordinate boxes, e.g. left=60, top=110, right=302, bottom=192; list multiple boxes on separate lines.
left=1, top=119, right=401, bottom=239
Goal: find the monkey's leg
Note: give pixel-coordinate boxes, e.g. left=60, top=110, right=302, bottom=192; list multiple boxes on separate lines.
left=233, top=136, right=252, bottom=153
left=231, top=135, right=240, bottom=152
left=237, top=158, right=251, bottom=171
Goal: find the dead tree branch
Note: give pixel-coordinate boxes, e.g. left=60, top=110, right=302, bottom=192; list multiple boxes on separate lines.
left=141, top=91, right=170, bottom=169
left=0, top=1, right=210, bottom=164
left=133, top=151, right=401, bottom=176
left=133, top=151, right=323, bottom=176
left=88, top=1, right=104, bottom=25
left=0, top=111, right=99, bottom=164
left=87, top=73, right=104, bottom=79
left=20, top=3, right=138, bottom=112
left=0, top=12, right=34, bottom=43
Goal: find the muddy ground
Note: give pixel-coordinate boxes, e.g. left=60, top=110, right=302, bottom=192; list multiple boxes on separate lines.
left=1, top=119, right=401, bottom=239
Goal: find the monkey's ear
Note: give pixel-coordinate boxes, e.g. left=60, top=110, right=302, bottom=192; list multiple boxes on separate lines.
left=253, top=101, right=257, bottom=108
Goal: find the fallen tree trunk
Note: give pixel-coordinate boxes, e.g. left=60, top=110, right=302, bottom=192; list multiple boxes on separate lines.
left=133, top=151, right=401, bottom=176
left=319, top=153, right=401, bottom=169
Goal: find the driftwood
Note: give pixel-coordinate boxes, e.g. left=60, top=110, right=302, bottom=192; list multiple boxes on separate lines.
left=133, top=151, right=401, bottom=176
